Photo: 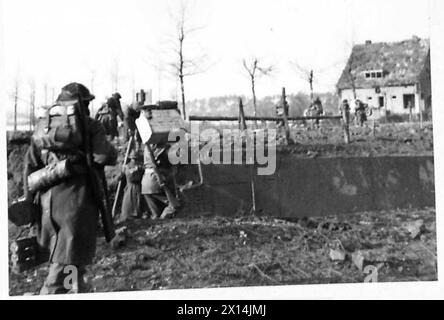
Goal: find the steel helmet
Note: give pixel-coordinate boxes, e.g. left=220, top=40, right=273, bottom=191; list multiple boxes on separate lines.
left=55, top=82, right=95, bottom=106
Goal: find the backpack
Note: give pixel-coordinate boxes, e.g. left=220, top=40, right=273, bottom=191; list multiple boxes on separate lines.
left=97, top=103, right=111, bottom=115
left=32, top=104, right=83, bottom=151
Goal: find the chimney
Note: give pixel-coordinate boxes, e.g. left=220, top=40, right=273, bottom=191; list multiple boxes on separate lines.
left=365, top=40, right=372, bottom=45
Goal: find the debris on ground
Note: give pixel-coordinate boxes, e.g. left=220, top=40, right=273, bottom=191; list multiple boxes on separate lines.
left=9, top=207, right=437, bottom=295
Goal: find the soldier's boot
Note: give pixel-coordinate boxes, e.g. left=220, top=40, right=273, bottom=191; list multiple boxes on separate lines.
left=40, top=263, right=88, bottom=295
left=160, top=205, right=177, bottom=220
left=143, top=194, right=162, bottom=220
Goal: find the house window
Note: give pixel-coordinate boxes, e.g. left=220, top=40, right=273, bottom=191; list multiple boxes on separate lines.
left=367, top=97, right=373, bottom=100
left=363, top=69, right=384, bottom=79
left=392, top=96, right=397, bottom=99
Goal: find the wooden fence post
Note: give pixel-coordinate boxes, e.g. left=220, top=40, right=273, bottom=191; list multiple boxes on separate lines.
left=281, top=87, right=291, bottom=144
left=239, top=98, right=247, bottom=131
left=372, top=119, right=376, bottom=137
left=239, top=98, right=256, bottom=213
left=342, top=108, right=350, bottom=144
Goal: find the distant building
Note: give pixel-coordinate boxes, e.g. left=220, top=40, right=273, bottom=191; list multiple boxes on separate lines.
left=336, top=36, right=431, bottom=119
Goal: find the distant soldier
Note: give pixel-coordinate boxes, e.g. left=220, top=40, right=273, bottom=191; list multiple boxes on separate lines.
left=141, top=142, right=178, bottom=220
left=123, top=102, right=142, bottom=147
left=120, top=150, right=144, bottom=222
left=313, top=97, right=324, bottom=115
left=303, top=97, right=323, bottom=128
left=275, top=100, right=289, bottom=133
left=23, top=83, right=117, bottom=294
left=354, top=99, right=367, bottom=126
left=312, top=97, right=324, bottom=126
left=95, top=92, right=124, bottom=140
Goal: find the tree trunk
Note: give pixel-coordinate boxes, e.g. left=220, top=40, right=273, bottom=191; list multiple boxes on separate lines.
left=251, top=76, right=257, bottom=128
left=14, top=85, right=18, bottom=132
left=251, top=76, right=257, bottom=117
left=180, top=75, right=186, bottom=119
left=309, top=70, right=314, bottom=101
left=178, top=27, right=186, bottom=120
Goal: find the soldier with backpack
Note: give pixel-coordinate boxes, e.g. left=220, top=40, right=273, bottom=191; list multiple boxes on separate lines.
left=123, top=102, right=142, bottom=148
left=95, top=92, right=124, bottom=140
left=354, top=99, right=367, bottom=126
left=23, top=83, right=117, bottom=294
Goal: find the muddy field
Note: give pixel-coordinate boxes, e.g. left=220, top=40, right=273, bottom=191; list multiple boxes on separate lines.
left=6, top=121, right=437, bottom=295
left=9, top=208, right=437, bottom=295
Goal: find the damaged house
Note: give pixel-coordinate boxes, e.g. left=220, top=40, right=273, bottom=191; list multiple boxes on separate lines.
left=337, top=36, right=431, bottom=119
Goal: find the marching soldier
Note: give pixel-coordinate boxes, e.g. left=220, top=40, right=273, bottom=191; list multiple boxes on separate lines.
left=95, top=92, right=124, bottom=140
left=354, top=99, right=367, bottom=126
left=23, top=83, right=117, bottom=294
left=141, top=142, right=178, bottom=220
left=312, top=97, right=323, bottom=127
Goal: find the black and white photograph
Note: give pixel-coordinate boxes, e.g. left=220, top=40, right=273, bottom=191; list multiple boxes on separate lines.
left=2, top=0, right=443, bottom=299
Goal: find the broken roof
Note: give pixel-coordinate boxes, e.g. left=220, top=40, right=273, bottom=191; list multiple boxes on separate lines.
left=337, top=37, right=430, bottom=90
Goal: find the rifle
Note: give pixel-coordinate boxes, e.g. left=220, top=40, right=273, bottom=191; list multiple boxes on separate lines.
left=145, top=143, right=180, bottom=209
left=111, top=135, right=134, bottom=218
left=77, top=96, right=116, bottom=242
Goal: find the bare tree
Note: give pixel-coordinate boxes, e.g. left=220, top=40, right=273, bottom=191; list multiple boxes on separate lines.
left=341, top=41, right=358, bottom=100
left=292, top=59, right=346, bottom=102
left=13, top=80, right=19, bottom=132
left=242, top=57, right=273, bottom=118
left=44, top=82, right=48, bottom=105
left=88, top=69, right=95, bottom=109
left=292, top=63, right=314, bottom=101
left=111, top=58, right=120, bottom=93
left=167, top=0, right=208, bottom=119
left=346, top=50, right=357, bottom=100
left=28, top=79, right=36, bottom=131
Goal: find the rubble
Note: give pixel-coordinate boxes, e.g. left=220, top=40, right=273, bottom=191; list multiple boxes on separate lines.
left=329, top=249, right=346, bottom=261
left=402, top=219, right=425, bottom=239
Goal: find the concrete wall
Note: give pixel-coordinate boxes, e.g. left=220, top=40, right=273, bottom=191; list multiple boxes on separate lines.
left=178, top=155, right=435, bottom=217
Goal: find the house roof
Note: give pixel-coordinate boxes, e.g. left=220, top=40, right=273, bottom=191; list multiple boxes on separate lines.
left=337, top=37, right=430, bottom=90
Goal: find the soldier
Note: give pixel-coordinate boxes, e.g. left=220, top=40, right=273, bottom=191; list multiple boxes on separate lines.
left=120, top=150, right=144, bottom=222
left=312, top=97, right=323, bottom=127
left=313, top=97, right=324, bottom=115
left=23, top=83, right=117, bottom=294
left=123, top=102, right=142, bottom=147
left=141, top=142, right=178, bottom=220
left=95, top=92, right=124, bottom=140
left=354, top=99, right=367, bottom=126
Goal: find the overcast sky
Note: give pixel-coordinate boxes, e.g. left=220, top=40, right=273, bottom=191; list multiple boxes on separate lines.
left=2, top=0, right=431, bottom=114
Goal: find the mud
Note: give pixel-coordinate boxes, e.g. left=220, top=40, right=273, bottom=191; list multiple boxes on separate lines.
left=6, top=122, right=437, bottom=294
left=9, top=207, right=437, bottom=295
